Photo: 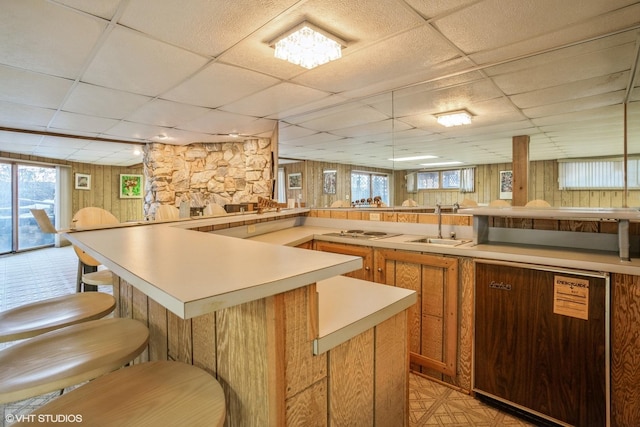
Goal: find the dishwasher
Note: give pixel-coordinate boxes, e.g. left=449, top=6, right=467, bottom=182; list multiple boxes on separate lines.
left=473, top=260, right=609, bottom=427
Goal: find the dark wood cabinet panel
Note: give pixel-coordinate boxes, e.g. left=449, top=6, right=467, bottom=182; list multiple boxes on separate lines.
left=474, top=261, right=607, bottom=427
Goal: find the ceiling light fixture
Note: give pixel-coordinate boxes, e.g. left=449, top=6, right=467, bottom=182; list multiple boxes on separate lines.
left=435, top=110, right=473, bottom=127
left=271, top=21, right=344, bottom=69
left=389, top=155, right=437, bottom=162
left=420, top=161, right=463, bottom=167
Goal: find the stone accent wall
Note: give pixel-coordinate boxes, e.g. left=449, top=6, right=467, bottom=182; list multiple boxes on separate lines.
left=143, top=140, right=272, bottom=216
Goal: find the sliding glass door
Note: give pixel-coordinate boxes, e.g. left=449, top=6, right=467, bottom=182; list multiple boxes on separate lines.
left=0, top=161, right=56, bottom=254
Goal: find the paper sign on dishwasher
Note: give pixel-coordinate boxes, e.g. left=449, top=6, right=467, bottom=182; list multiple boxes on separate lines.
left=553, top=275, right=589, bottom=320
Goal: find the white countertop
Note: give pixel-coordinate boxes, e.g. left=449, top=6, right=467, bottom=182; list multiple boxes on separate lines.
left=248, top=223, right=640, bottom=275
left=314, top=276, right=416, bottom=355
left=64, top=219, right=362, bottom=319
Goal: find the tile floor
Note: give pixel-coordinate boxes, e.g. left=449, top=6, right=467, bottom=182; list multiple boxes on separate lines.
left=0, top=246, right=536, bottom=427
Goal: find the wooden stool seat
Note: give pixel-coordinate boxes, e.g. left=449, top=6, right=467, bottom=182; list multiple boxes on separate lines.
left=0, top=293, right=115, bottom=343
left=15, top=361, right=226, bottom=427
left=0, top=318, right=149, bottom=404
left=82, top=269, right=114, bottom=287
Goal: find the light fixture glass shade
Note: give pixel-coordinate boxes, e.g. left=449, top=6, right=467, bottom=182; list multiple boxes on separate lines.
left=273, top=22, right=343, bottom=69
left=435, top=110, right=473, bottom=127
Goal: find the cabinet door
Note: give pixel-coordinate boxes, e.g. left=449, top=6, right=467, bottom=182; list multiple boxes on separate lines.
left=374, top=249, right=458, bottom=377
left=313, top=241, right=374, bottom=281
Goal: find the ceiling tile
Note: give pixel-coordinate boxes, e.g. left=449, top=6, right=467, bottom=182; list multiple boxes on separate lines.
left=82, top=26, right=209, bottom=96
left=0, top=1, right=106, bottom=78
left=52, top=0, right=123, bottom=20
left=0, top=65, right=73, bottom=109
left=433, top=0, right=637, bottom=54
left=49, top=111, right=120, bottom=134
left=491, top=43, right=634, bottom=95
left=0, top=101, right=55, bottom=127
left=178, top=110, right=275, bottom=135
left=297, top=105, right=391, bottom=132
left=120, top=0, right=299, bottom=57
left=162, top=63, right=281, bottom=108
left=125, top=99, right=211, bottom=127
left=62, top=83, right=151, bottom=119
left=221, top=82, right=331, bottom=117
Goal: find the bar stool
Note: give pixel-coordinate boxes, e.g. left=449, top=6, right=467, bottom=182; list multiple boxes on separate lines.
left=0, top=292, right=115, bottom=343
left=0, top=318, right=149, bottom=404
left=12, top=361, right=226, bottom=427
left=72, top=207, right=119, bottom=292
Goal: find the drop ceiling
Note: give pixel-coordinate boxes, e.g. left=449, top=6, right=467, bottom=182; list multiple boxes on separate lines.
left=0, top=0, right=638, bottom=169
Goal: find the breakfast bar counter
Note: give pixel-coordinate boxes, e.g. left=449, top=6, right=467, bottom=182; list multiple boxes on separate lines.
left=64, top=213, right=416, bottom=426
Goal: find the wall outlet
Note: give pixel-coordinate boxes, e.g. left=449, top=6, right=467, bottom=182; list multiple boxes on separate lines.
left=247, top=224, right=256, bottom=234
left=370, top=213, right=381, bottom=221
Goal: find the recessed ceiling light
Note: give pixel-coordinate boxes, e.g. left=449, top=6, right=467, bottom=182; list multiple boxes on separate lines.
left=155, top=134, right=168, bottom=140
left=420, top=161, right=463, bottom=167
left=389, top=155, right=438, bottom=162
left=435, top=110, right=473, bottom=127
left=133, top=148, right=141, bottom=156
left=228, top=133, right=239, bottom=138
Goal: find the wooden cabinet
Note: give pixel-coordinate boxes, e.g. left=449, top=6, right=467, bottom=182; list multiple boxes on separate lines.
left=374, top=249, right=458, bottom=378
left=313, top=241, right=459, bottom=378
left=313, top=241, right=374, bottom=281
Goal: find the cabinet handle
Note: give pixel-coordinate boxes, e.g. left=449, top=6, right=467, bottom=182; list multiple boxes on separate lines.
left=365, top=266, right=370, bottom=271
left=377, top=268, right=382, bottom=272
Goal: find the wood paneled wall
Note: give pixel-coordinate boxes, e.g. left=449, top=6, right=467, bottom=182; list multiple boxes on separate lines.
left=394, top=160, right=640, bottom=208
left=0, top=151, right=143, bottom=222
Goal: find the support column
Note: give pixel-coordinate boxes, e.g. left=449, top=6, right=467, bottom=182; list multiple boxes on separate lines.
left=512, top=135, right=530, bottom=206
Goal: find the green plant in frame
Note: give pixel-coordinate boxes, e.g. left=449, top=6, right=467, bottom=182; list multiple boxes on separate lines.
left=120, top=174, right=142, bottom=198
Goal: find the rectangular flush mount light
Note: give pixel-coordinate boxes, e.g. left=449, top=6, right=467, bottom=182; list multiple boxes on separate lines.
left=271, top=21, right=345, bottom=69
left=435, top=110, right=473, bottom=127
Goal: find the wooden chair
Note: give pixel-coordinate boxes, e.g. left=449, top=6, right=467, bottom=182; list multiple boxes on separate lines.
left=203, top=203, right=228, bottom=216
left=154, top=204, right=180, bottom=220
left=489, top=199, right=511, bottom=207
left=0, top=318, right=149, bottom=404
left=0, top=293, right=115, bottom=343
left=13, top=361, right=226, bottom=427
left=525, top=199, right=551, bottom=207
left=72, top=207, right=119, bottom=292
left=460, top=198, right=478, bottom=207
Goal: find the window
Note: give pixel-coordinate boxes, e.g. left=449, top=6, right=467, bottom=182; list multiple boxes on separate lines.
left=351, top=171, right=389, bottom=205
left=413, top=167, right=474, bottom=192
left=558, top=158, right=640, bottom=189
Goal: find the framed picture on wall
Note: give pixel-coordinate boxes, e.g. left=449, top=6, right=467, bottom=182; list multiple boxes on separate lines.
left=499, top=170, right=513, bottom=200
left=75, top=173, right=91, bottom=190
left=288, top=172, right=302, bottom=190
left=120, top=174, right=143, bottom=198
left=323, top=170, right=336, bottom=194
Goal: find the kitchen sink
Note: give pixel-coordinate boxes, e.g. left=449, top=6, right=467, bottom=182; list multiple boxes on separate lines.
left=408, top=237, right=471, bottom=246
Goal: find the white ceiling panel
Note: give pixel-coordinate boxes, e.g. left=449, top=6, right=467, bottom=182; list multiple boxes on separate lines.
left=120, top=0, right=299, bottom=57
left=82, top=27, right=209, bottom=96
left=0, top=102, right=55, bottom=127
left=221, top=82, right=332, bottom=117
left=49, top=112, right=120, bottom=134
left=52, top=0, right=123, bottom=21
left=125, top=99, right=211, bottom=127
left=0, top=0, right=637, bottom=168
left=162, top=63, right=281, bottom=109
left=297, top=106, right=391, bottom=132
left=0, top=1, right=105, bottom=78
left=0, top=66, right=73, bottom=109
left=61, top=83, right=151, bottom=119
